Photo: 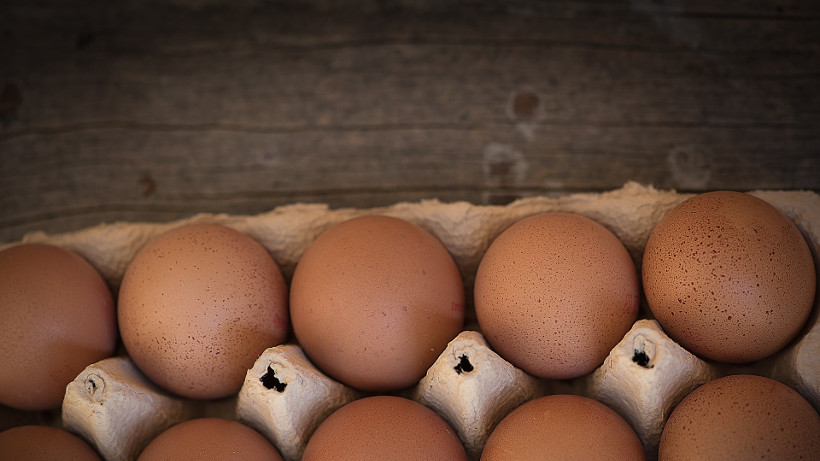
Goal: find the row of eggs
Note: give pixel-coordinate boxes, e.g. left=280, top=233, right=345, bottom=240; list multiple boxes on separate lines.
left=1, top=191, right=818, bottom=459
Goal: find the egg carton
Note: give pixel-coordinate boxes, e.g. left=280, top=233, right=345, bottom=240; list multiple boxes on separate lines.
left=1, top=182, right=817, bottom=461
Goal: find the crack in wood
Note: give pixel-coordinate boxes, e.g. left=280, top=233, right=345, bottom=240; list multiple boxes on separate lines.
left=0, top=118, right=810, bottom=143
left=0, top=185, right=598, bottom=228
left=41, top=35, right=818, bottom=58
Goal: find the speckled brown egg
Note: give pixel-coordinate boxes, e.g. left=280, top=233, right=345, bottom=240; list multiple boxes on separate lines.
left=302, top=395, right=467, bottom=461
left=474, top=212, right=640, bottom=379
left=118, top=223, right=289, bottom=399
left=659, top=374, right=820, bottom=460
left=481, top=394, right=645, bottom=461
left=290, top=215, right=464, bottom=392
left=0, top=244, right=117, bottom=411
left=0, top=425, right=101, bottom=460
left=137, top=418, right=283, bottom=460
left=642, top=191, right=816, bottom=363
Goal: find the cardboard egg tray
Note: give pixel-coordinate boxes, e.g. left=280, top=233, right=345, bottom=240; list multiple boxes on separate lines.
left=1, top=182, right=818, bottom=461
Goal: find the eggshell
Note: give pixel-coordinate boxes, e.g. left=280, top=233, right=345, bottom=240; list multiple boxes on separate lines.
left=118, top=223, right=289, bottom=399
left=481, top=394, right=646, bottom=461
left=658, top=374, right=820, bottom=460
left=0, top=244, right=117, bottom=411
left=474, top=212, right=640, bottom=379
left=0, top=425, right=101, bottom=460
left=289, top=215, right=465, bottom=392
left=642, top=191, right=816, bottom=363
left=302, top=395, right=468, bottom=461
left=137, top=417, right=283, bottom=460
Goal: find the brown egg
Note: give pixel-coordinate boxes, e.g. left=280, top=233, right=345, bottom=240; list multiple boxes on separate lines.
left=138, top=418, right=283, bottom=461
left=0, top=244, right=117, bottom=411
left=474, top=212, right=640, bottom=379
left=0, top=425, right=101, bottom=460
left=482, top=394, right=645, bottom=461
left=290, top=215, right=464, bottom=392
left=642, top=191, right=816, bottom=363
left=118, top=223, right=289, bottom=399
left=303, top=395, right=467, bottom=461
left=659, top=374, right=820, bottom=460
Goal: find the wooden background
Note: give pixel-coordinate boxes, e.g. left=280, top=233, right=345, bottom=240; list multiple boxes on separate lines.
left=2, top=0, right=818, bottom=243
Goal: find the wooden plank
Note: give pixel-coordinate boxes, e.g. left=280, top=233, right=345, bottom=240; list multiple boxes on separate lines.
left=1, top=0, right=819, bottom=243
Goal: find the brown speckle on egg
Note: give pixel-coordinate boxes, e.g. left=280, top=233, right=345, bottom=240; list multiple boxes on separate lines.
left=481, top=394, right=646, bottom=460
left=642, top=191, right=816, bottom=363
left=0, top=425, right=102, bottom=460
left=289, top=215, right=465, bottom=392
left=302, top=396, right=468, bottom=461
left=137, top=418, right=283, bottom=460
left=118, top=223, right=289, bottom=399
left=659, top=374, right=820, bottom=460
left=474, top=212, right=640, bottom=379
left=0, top=244, right=117, bottom=411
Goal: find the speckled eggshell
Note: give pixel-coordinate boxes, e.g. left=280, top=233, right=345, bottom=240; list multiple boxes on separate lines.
left=642, top=191, right=816, bottom=363
left=118, top=223, right=289, bottom=399
left=481, top=394, right=645, bottom=461
left=302, top=395, right=468, bottom=461
left=0, top=244, right=117, bottom=411
left=137, top=418, right=283, bottom=461
left=289, top=215, right=465, bottom=392
left=474, top=212, right=640, bottom=379
left=659, top=374, right=820, bottom=460
left=0, top=425, right=101, bottom=460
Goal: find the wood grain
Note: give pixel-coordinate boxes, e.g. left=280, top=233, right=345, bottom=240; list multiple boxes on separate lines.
left=1, top=0, right=818, bottom=242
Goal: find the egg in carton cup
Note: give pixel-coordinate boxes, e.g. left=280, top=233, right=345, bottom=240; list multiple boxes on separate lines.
left=1, top=182, right=818, bottom=460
